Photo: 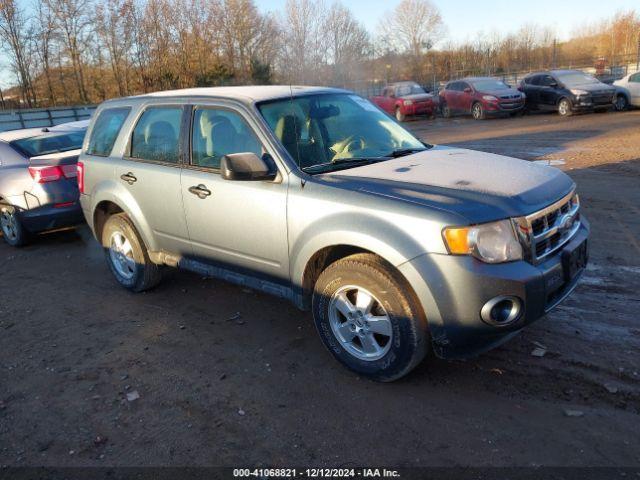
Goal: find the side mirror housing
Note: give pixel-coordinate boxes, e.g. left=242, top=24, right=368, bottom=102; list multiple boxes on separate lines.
left=463, top=87, right=472, bottom=93
left=549, top=81, right=558, bottom=88
left=220, top=152, right=276, bottom=181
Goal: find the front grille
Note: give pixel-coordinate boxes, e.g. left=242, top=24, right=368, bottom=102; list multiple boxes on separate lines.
left=514, top=191, right=580, bottom=264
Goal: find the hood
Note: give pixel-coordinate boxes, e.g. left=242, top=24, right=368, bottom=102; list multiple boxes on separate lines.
left=400, top=93, right=434, bottom=102
left=481, top=89, right=523, bottom=99
left=566, top=82, right=615, bottom=93
left=323, top=146, right=574, bottom=223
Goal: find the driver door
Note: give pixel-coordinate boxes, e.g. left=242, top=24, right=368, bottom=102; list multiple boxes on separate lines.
left=180, top=105, right=290, bottom=282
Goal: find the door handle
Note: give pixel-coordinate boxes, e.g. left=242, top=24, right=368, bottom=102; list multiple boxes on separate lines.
left=188, top=184, right=212, bottom=199
left=120, top=172, right=137, bottom=185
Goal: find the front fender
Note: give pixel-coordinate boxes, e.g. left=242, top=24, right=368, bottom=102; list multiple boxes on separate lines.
left=290, top=211, right=430, bottom=295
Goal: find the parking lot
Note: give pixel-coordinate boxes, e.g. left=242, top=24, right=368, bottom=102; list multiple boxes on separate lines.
left=1, top=110, right=639, bottom=468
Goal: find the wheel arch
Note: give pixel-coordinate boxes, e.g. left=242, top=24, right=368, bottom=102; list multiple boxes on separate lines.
left=89, top=186, right=157, bottom=251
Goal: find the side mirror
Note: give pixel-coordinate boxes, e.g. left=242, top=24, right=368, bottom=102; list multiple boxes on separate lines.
left=549, top=81, right=558, bottom=88
left=220, top=152, right=276, bottom=181
left=463, top=87, right=472, bottom=93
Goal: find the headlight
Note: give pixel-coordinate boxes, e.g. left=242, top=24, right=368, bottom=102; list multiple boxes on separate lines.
left=570, top=89, right=589, bottom=96
left=443, top=219, right=523, bottom=263
left=482, top=95, right=498, bottom=102
left=403, top=100, right=413, bottom=106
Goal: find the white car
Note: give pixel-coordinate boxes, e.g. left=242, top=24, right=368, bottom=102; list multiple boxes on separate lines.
left=613, top=72, right=640, bottom=110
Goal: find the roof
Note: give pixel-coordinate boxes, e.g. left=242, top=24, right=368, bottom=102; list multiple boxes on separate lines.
left=524, top=69, right=585, bottom=77
left=119, top=85, right=348, bottom=104
left=0, top=119, right=88, bottom=143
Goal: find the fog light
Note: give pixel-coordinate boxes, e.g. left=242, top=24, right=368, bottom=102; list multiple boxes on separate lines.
left=480, top=295, right=522, bottom=326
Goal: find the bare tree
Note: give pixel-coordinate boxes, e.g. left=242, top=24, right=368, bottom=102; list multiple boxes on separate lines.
left=0, top=0, right=37, bottom=106
left=380, top=0, right=443, bottom=79
left=95, top=0, right=135, bottom=96
left=34, top=0, right=57, bottom=105
left=46, top=0, right=93, bottom=102
left=324, top=2, right=370, bottom=84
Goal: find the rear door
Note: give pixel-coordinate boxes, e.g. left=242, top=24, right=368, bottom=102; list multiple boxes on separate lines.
left=538, top=75, right=558, bottom=109
left=521, top=75, right=540, bottom=106
left=458, top=82, right=473, bottom=112
left=444, top=82, right=459, bottom=111
left=112, top=105, right=192, bottom=254
left=180, top=104, right=289, bottom=282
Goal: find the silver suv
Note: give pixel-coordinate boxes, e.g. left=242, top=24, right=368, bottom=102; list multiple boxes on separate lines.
left=79, top=86, right=589, bottom=381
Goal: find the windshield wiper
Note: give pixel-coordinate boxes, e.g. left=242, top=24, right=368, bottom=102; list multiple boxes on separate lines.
left=387, top=147, right=430, bottom=158
left=302, top=157, right=387, bottom=173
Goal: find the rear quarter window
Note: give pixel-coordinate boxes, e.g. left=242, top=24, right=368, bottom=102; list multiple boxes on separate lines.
left=86, top=107, right=131, bottom=157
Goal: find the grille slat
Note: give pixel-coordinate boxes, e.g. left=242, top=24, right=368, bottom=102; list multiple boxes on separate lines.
left=519, top=192, right=580, bottom=264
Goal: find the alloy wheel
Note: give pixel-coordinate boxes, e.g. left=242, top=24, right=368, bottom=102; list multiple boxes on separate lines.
left=559, top=99, right=570, bottom=116
left=328, top=285, right=393, bottom=361
left=0, top=207, right=18, bottom=242
left=109, top=231, right=136, bottom=280
left=472, top=103, right=482, bottom=119
left=615, top=95, right=628, bottom=111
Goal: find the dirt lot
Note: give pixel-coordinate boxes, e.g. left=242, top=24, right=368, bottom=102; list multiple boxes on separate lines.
left=1, top=110, right=639, bottom=469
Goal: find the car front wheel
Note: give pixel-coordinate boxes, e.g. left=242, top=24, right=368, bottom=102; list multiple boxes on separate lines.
left=558, top=98, right=573, bottom=116
left=0, top=204, right=30, bottom=247
left=614, top=94, right=628, bottom=111
left=471, top=102, right=485, bottom=120
left=312, top=253, right=429, bottom=382
left=102, top=213, right=161, bottom=292
left=395, top=107, right=406, bottom=122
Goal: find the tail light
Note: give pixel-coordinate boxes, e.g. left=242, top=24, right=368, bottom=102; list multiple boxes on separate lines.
left=29, top=164, right=79, bottom=184
left=77, top=161, right=85, bottom=194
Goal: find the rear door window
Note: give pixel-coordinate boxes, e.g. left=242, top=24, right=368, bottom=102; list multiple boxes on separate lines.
left=130, top=107, right=183, bottom=164
left=86, top=107, right=130, bottom=157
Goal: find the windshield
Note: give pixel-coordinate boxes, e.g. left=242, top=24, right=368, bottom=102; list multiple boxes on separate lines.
left=555, top=72, right=599, bottom=86
left=396, top=83, right=427, bottom=96
left=10, top=130, right=86, bottom=157
left=258, top=93, right=426, bottom=173
left=470, top=79, right=510, bottom=91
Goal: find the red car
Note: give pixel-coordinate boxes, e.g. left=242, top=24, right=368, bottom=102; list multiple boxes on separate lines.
left=439, top=77, right=526, bottom=120
left=370, top=82, right=438, bottom=122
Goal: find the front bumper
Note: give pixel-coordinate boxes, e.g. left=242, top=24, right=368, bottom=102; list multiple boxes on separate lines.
left=398, top=219, right=590, bottom=358
left=572, top=95, right=615, bottom=110
left=485, top=100, right=525, bottom=114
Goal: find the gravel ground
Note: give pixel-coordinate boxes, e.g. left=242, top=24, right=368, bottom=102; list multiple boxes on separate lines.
left=0, top=109, right=639, bottom=469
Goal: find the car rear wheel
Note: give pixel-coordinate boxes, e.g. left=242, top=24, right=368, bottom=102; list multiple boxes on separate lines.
left=614, top=94, right=628, bottom=111
left=395, top=107, right=406, bottom=122
left=558, top=98, right=573, bottom=116
left=102, top=213, right=161, bottom=292
left=0, top=204, right=30, bottom=247
left=471, top=102, right=485, bottom=120
left=312, top=253, right=429, bottom=382
left=441, top=103, right=451, bottom=118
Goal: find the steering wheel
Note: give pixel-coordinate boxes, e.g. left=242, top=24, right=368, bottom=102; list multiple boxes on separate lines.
left=332, top=135, right=367, bottom=161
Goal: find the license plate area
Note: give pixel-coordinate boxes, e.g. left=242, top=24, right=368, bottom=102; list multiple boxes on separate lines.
left=562, top=239, right=588, bottom=282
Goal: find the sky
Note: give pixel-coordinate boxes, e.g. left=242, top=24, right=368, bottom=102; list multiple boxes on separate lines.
left=258, top=0, right=638, bottom=43
left=1, top=0, right=638, bottom=88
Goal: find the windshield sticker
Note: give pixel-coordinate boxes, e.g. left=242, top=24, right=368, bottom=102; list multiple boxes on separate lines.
left=349, top=95, right=379, bottom=112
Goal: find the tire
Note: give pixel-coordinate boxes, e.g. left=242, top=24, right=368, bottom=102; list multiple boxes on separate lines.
left=0, top=203, right=30, bottom=247
left=558, top=97, right=573, bottom=116
left=312, top=253, right=429, bottom=382
left=101, top=213, right=161, bottom=292
left=614, top=94, right=628, bottom=111
left=441, top=103, right=451, bottom=118
left=395, top=107, right=406, bottom=122
left=471, top=102, right=485, bottom=120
